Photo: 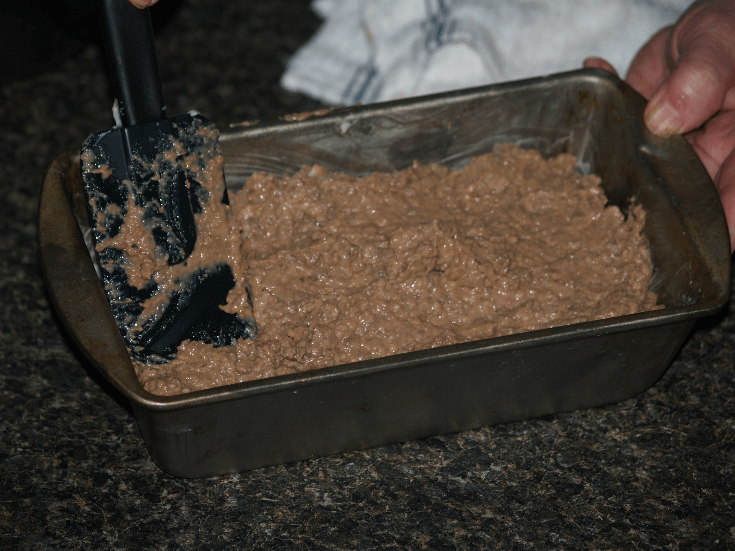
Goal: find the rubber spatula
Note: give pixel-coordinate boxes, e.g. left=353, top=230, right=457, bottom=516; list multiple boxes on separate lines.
left=80, top=0, right=256, bottom=364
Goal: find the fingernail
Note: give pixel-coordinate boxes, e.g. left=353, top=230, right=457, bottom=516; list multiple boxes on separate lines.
left=645, top=97, right=683, bottom=137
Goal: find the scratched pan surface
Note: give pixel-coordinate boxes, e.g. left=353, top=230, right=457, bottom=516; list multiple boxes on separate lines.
left=39, top=69, right=731, bottom=478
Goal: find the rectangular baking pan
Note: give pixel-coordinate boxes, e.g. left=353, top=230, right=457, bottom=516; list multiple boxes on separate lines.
left=39, top=69, right=731, bottom=478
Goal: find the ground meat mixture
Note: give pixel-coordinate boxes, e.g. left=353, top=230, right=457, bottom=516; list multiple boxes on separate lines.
left=135, top=144, right=659, bottom=395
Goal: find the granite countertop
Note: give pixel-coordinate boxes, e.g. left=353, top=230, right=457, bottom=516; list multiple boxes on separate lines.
left=2, top=0, right=734, bottom=548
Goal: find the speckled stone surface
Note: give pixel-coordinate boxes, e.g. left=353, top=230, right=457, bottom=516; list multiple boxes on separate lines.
left=1, top=0, right=734, bottom=549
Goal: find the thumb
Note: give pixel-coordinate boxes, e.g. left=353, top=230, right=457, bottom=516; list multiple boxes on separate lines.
left=625, top=26, right=672, bottom=100
left=644, top=8, right=735, bottom=137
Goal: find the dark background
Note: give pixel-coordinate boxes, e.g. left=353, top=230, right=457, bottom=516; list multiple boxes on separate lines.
left=1, top=0, right=734, bottom=548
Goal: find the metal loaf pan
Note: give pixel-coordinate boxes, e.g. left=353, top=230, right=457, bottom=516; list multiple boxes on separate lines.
left=39, top=69, right=731, bottom=478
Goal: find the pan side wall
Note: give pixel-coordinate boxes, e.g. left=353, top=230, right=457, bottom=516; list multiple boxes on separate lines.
left=137, top=320, right=693, bottom=478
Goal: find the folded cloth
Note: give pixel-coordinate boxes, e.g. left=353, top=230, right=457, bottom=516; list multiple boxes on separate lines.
left=281, top=0, right=690, bottom=106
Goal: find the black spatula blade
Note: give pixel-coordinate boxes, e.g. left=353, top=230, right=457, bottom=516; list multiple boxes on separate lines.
left=81, top=113, right=256, bottom=363
left=81, top=1, right=255, bottom=364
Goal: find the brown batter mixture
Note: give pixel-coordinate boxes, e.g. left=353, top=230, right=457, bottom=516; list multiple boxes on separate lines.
left=135, top=144, right=659, bottom=395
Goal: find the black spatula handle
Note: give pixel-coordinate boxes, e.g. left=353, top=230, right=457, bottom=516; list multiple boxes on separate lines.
left=98, top=0, right=166, bottom=126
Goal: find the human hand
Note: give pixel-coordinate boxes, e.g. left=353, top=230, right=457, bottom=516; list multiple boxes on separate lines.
left=129, top=0, right=159, bottom=8
left=587, top=0, right=735, bottom=252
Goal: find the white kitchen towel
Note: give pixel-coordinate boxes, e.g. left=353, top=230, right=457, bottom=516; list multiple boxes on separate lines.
left=281, top=0, right=690, bottom=106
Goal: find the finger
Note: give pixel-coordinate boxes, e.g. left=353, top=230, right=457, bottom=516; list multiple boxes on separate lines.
left=685, top=108, right=735, bottom=252
left=645, top=57, right=733, bottom=137
left=714, top=148, right=735, bottom=252
left=644, top=22, right=735, bottom=136
left=583, top=57, right=619, bottom=76
left=687, top=109, right=735, bottom=179
left=725, top=87, right=735, bottom=111
left=625, top=26, right=672, bottom=100
left=130, top=0, right=159, bottom=8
